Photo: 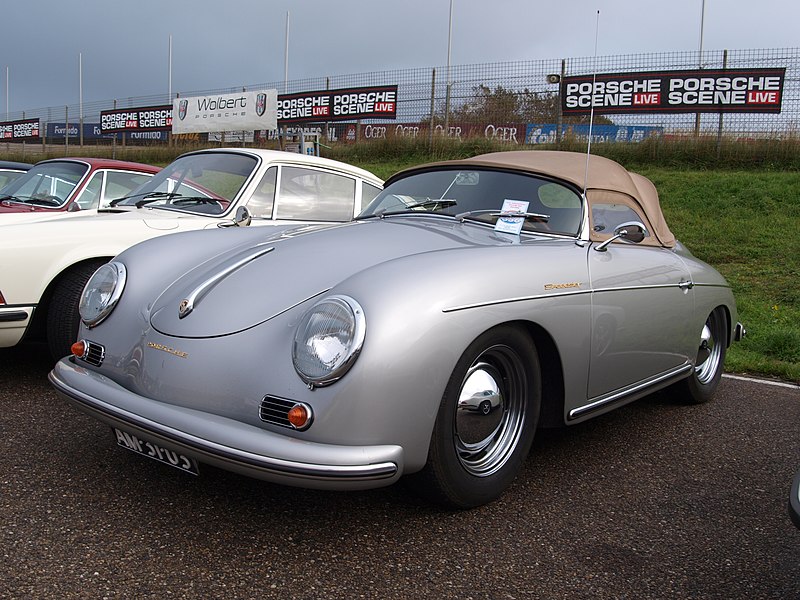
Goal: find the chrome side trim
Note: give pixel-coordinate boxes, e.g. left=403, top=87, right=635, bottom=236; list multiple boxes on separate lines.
left=592, top=283, right=693, bottom=293
left=444, top=289, right=590, bottom=313
left=179, top=245, right=274, bottom=318
left=569, top=363, right=693, bottom=420
left=444, top=281, right=701, bottom=313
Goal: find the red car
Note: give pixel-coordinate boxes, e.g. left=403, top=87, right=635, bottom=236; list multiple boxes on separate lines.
left=0, top=160, right=32, bottom=189
left=0, top=157, right=160, bottom=216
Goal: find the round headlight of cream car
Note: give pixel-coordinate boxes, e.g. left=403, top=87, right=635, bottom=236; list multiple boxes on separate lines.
left=79, top=262, right=127, bottom=328
left=292, top=295, right=366, bottom=387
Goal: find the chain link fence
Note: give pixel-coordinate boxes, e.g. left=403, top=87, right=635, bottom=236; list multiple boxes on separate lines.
left=4, top=47, right=799, bottom=148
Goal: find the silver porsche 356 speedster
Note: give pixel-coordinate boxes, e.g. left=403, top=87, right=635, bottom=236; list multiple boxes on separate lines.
left=50, top=151, right=745, bottom=508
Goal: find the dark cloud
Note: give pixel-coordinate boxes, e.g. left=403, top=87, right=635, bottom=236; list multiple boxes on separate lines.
left=2, top=0, right=797, bottom=115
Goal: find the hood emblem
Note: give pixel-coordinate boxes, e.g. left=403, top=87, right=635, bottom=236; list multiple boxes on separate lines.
left=177, top=245, right=275, bottom=319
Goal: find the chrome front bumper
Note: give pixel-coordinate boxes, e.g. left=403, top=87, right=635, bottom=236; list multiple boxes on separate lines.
left=49, top=358, right=402, bottom=490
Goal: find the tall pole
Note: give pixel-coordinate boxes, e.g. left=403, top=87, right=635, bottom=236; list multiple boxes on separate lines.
left=168, top=35, right=173, bottom=147
left=168, top=34, right=173, bottom=101
left=699, top=0, right=706, bottom=62
left=694, top=0, right=706, bottom=136
left=79, top=52, right=84, bottom=146
left=5, top=66, right=8, bottom=122
left=444, top=0, right=453, bottom=131
left=284, top=11, right=290, bottom=94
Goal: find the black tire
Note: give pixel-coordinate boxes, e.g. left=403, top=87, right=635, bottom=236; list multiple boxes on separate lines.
left=411, top=325, right=541, bottom=509
left=670, top=306, right=727, bottom=404
left=46, top=260, right=107, bottom=361
left=478, top=399, right=492, bottom=415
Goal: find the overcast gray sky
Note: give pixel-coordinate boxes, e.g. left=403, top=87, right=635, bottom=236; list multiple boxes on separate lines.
left=3, top=0, right=798, bottom=114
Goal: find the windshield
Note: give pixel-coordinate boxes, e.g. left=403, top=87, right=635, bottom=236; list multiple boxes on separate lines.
left=112, top=152, right=258, bottom=215
left=0, top=161, right=88, bottom=207
left=360, top=168, right=584, bottom=236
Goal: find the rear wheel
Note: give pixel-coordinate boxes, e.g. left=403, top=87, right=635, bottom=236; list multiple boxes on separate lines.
left=46, top=261, right=106, bottom=361
left=412, top=325, right=541, bottom=509
left=671, top=306, right=727, bottom=404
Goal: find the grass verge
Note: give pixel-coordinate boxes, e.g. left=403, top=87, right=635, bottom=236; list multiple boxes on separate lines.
left=2, top=142, right=798, bottom=381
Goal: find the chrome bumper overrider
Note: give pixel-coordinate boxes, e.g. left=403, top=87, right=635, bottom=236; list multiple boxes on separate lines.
left=49, top=358, right=401, bottom=490
left=734, top=321, right=746, bottom=342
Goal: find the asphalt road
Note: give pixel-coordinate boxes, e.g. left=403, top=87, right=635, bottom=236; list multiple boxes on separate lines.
left=2, top=342, right=798, bottom=599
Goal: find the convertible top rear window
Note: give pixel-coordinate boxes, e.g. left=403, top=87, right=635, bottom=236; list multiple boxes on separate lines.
left=361, top=168, right=583, bottom=235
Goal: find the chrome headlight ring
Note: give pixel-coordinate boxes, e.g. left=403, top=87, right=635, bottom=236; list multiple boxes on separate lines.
left=292, top=295, right=366, bottom=388
left=79, top=262, right=127, bottom=328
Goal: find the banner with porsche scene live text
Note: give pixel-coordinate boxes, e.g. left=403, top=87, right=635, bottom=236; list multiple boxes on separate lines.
left=0, top=118, right=40, bottom=141
left=100, top=105, right=173, bottom=134
left=562, top=68, right=785, bottom=115
left=277, top=85, right=398, bottom=124
left=173, top=90, right=277, bottom=134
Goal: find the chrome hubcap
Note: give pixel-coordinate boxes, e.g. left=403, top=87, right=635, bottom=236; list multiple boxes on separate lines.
left=695, top=313, right=723, bottom=384
left=454, top=346, right=526, bottom=477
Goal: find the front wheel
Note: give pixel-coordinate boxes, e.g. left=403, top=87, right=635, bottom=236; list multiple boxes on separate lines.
left=411, top=325, right=541, bottom=509
left=670, top=306, right=728, bottom=404
left=46, top=261, right=107, bottom=361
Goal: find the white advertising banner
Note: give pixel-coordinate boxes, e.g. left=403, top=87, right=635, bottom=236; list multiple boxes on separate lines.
left=172, top=90, right=278, bottom=134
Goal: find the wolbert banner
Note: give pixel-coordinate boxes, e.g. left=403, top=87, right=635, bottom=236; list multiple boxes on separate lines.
left=173, top=90, right=278, bottom=134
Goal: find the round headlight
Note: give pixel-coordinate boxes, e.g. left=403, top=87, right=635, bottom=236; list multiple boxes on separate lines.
left=79, top=262, right=127, bottom=328
left=292, top=295, right=366, bottom=387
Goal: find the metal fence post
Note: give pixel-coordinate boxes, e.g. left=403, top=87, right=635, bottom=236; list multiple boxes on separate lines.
left=716, top=49, right=728, bottom=159
left=429, top=68, right=436, bottom=150
left=112, top=99, right=116, bottom=159
left=557, top=59, right=566, bottom=146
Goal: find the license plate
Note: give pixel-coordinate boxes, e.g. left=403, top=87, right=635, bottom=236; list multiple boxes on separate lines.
left=113, top=428, right=199, bottom=475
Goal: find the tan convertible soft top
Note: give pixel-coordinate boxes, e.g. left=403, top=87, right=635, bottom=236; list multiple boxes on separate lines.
left=402, top=150, right=675, bottom=248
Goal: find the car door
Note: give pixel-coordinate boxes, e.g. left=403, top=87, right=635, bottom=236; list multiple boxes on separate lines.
left=586, top=203, right=695, bottom=400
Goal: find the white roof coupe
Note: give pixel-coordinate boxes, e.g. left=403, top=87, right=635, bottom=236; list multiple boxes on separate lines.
left=0, top=148, right=382, bottom=359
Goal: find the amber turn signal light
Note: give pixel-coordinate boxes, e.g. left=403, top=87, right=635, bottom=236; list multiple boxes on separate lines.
left=71, top=340, right=87, bottom=358
left=287, top=403, right=313, bottom=430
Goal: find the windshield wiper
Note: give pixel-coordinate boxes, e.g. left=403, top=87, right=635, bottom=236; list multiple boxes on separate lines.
left=107, top=191, right=180, bottom=208
left=454, top=209, right=550, bottom=222
left=169, top=197, right=221, bottom=205
left=367, top=198, right=458, bottom=218
left=0, top=194, right=61, bottom=207
left=0, top=195, right=28, bottom=204
left=134, top=192, right=186, bottom=208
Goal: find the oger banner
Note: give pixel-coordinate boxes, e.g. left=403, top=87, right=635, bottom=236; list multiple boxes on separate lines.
left=173, top=90, right=278, bottom=134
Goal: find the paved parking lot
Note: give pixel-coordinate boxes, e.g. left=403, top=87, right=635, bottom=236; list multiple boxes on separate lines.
left=2, top=343, right=798, bottom=599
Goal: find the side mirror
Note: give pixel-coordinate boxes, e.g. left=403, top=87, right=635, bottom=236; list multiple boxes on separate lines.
left=594, top=221, right=648, bottom=252
left=616, top=221, right=647, bottom=243
left=219, top=205, right=251, bottom=228
left=67, top=202, right=82, bottom=212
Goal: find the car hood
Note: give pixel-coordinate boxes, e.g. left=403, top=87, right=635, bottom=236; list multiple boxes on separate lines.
left=0, top=209, right=80, bottom=224
left=147, top=216, right=540, bottom=338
